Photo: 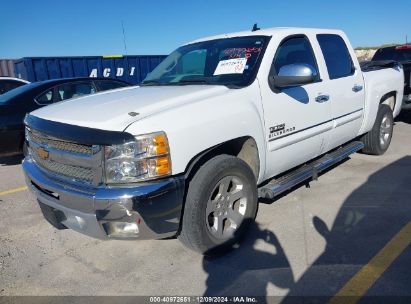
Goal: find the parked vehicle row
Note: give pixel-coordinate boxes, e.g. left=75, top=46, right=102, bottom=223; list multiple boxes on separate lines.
left=22, top=27, right=404, bottom=255
left=0, top=78, right=130, bottom=156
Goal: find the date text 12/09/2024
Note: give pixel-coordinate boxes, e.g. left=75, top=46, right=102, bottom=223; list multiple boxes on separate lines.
left=149, top=296, right=258, bottom=303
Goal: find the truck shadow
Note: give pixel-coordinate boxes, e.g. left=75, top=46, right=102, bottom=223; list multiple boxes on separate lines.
left=259, top=158, right=349, bottom=205
left=202, top=156, right=411, bottom=302
left=282, top=156, right=411, bottom=302
left=202, top=220, right=295, bottom=299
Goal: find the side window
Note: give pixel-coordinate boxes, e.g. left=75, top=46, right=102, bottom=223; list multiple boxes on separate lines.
left=317, top=34, right=354, bottom=80
left=36, top=89, right=54, bottom=105
left=0, top=82, right=7, bottom=95
left=57, top=82, right=96, bottom=101
left=96, top=80, right=128, bottom=91
left=0, top=80, right=25, bottom=95
left=273, top=36, right=319, bottom=76
left=8, top=81, right=25, bottom=91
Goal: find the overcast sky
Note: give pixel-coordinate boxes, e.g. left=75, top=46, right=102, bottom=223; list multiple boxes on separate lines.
left=1, top=0, right=410, bottom=58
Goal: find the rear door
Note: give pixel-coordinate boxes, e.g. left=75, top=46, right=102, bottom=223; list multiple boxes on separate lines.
left=316, top=34, right=365, bottom=150
left=260, top=34, right=332, bottom=178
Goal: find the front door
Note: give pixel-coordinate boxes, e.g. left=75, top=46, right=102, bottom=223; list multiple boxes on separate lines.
left=260, top=35, right=332, bottom=179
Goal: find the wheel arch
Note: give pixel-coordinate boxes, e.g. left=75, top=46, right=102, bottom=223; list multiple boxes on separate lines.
left=176, top=136, right=260, bottom=237
left=183, top=136, right=260, bottom=184
left=380, top=91, right=397, bottom=112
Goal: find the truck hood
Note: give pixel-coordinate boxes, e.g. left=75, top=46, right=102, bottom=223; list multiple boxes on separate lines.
left=30, top=85, right=229, bottom=131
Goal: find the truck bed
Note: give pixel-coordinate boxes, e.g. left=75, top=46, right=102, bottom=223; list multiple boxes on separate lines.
left=360, top=60, right=400, bottom=72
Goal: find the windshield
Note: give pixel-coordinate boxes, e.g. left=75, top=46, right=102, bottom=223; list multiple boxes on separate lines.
left=142, top=36, right=270, bottom=88
left=373, top=47, right=411, bottom=62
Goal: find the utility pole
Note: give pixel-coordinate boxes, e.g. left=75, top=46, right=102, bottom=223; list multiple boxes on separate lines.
left=121, top=21, right=128, bottom=56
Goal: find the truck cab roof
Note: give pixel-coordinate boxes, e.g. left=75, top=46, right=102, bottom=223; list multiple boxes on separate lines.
left=188, top=27, right=345, bottom=44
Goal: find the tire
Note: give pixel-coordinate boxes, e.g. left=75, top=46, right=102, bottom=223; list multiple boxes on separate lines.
left=361, top=104, right=394, bottom=155
left=178, top=155, right=258, bottom=255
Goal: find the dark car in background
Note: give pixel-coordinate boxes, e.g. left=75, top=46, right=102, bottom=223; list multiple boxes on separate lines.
left=0, top=77, right=131, bottom=156
left=0, top=77, right=30, bottom=95
left=372, top=44, right=411, bottom=109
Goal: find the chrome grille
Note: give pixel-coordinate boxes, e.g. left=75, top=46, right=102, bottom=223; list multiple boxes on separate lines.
left=32, top=152, right=94, bottom=183
left=27, top=128, right=102, bottom=185
left=27, top=129, right=93, bottom=155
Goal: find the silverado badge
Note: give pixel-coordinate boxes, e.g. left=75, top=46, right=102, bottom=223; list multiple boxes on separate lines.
left=36, top=147, right=49, bottom=160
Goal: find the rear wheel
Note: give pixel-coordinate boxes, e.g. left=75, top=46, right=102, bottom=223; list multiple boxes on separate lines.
left=178, top=155, right=258, bottom=255
left=361, top=104, right=394, bottom=155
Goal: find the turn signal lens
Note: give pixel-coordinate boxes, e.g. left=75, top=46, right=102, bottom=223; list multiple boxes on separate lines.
left=104, top=131, right=172, bottom=184
left=156, top=156, right=171, bottom=175
left=154, top=134, right=169, bottom=155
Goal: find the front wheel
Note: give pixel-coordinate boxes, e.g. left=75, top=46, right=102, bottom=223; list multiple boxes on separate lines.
left=178, top=155, right=258, bottom=255
left=361, top=104, right=394, bottom=155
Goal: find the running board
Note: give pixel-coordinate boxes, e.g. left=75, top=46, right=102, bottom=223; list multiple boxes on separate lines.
left=258, top=141, right=364, bottom=199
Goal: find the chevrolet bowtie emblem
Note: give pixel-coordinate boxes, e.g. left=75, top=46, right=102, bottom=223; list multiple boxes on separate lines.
left=36, top=147, right=49, bottom=160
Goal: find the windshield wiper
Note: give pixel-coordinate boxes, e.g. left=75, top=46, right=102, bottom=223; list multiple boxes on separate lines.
left=175, top=79, right=237, bottom=88
left=174, top=78, right=214, bottom=85
left=142, top=78, right=228, bottom=87
left=140, top=80, right=163, bottom=86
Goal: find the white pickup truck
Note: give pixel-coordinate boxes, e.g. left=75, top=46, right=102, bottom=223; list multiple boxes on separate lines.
left=23, top=27, right=404, bottom=255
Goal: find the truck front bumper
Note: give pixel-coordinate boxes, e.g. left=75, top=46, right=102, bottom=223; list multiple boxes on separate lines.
left=23, top=157, right=185, bottom=240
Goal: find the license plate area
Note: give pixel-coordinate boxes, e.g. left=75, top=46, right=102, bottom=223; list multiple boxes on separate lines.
left=37, top=201, right=67, bottom=230
left=31, top=181, right=60, bottom=200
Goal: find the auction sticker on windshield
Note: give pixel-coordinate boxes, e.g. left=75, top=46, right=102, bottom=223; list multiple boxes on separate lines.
left=214, top=58, right=247, bottom=75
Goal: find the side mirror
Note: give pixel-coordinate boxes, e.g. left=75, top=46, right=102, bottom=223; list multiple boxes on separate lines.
left=269, top=63, right=317, bottom=88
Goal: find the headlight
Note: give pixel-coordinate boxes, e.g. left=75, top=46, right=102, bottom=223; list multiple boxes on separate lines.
left=104, top=132, right=171, bottom=184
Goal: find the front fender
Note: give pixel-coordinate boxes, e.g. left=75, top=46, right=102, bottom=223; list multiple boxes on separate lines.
left=125, top=83, right=267, bottom=183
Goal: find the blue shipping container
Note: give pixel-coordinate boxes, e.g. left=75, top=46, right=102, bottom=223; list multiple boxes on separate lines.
left=14, top=55, right=166, bottom=85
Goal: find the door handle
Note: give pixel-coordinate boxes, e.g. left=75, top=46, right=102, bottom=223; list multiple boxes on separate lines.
left=352, top=84, right=363, bottom=92
left=315, top=94, right=330, bottom=103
